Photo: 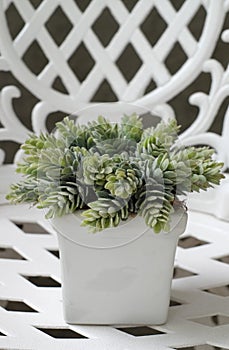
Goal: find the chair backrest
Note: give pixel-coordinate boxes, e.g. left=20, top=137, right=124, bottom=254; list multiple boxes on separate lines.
left=0, top=0, right=228, bottom=215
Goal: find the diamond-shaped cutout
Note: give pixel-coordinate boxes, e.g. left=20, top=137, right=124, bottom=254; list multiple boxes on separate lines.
left=5, top=3, right=25, bottom=40
left=36, top=327, right=87, bottom=338
left=214, top=255, right=229, bottom=265
left=92, top=8, right=119, bottom=47
left=45, top=6, right=73, bottom=46
left=68, top=42, right=95, bottom=82
left=74, top=0, right=91, bottom=12
left=23, top=40, right=49, bottom=75
left=12, top=221, right=50, bottom=234
left=23, top=275, right=61, bottom=287
left=170, top=0, right=184, bottom=11
left=47, top=249, right=60, bottom=259
left=116, top=326, right=165, bottom=336
left=122, top=0, right=138, bottom=12
left=116, top=43, right=142, bottom=82
left=190, top=314, right=229, bottom=327
left=178, top=236, right=209, bottom=249
left=52, top=76, right=68, bottom=94
left=174, top=345, right=226, bottom=350
left=141, top=7, right=167, bottom=46
left=0, top=247, right=26, bottom=260
left=188, top=5, right=207, bottom=41
left=144, top=79, right=157, bottom=95
left=170, top=299, right=182, bottom=307
left=165, top=42, right=188, bottom=75
left=173, top=267, right=197, bottom=279
left=91, top=79, right=118, bottom=102
left=1, top=300, right=38, bottom=313
left=204, top=285, right=229, bottom=297
left=30, top=0, right=43, bottom=9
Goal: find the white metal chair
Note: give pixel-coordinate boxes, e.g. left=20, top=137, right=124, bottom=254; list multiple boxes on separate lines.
left=0, top=1, right=228, bottom=349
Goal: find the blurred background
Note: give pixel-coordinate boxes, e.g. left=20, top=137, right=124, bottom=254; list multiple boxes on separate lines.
left=0, top=0, right=228, bottom=163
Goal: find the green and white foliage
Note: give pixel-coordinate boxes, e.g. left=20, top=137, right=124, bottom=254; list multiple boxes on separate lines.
left=7, top=114, right=225, bottom=233
left=105, top=161, right=142, bottom=199
left=81, top=196, right=129, bottom=232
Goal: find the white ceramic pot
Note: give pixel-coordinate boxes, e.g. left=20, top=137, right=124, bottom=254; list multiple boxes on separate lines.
left=51, top=208, right=187, bottom=325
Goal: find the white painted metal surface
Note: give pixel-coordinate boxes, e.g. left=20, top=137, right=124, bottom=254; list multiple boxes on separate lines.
left=0, top=0, right=229, bottom=349
left=0, top=0, right=228, bottom=145
left=0, top=206, right=229, bottom=349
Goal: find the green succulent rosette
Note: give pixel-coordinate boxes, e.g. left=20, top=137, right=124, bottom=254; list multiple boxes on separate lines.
left=6, top=114, right=225, bottom=233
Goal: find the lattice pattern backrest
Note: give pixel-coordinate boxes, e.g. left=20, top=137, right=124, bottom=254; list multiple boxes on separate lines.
left=0, top=0, right=228, bottom=165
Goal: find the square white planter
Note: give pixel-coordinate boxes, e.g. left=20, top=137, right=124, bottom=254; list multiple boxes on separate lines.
left=51, top=208, right=187, bottom=325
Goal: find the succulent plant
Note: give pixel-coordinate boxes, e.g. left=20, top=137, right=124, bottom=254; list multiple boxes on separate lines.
left=6, top=114, right=225, bottom=233
left=81, top=196, right=129, bottom=232
left=82, top=154, right=113, bottom=186
left=105, top=161, right=142, bottom=199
